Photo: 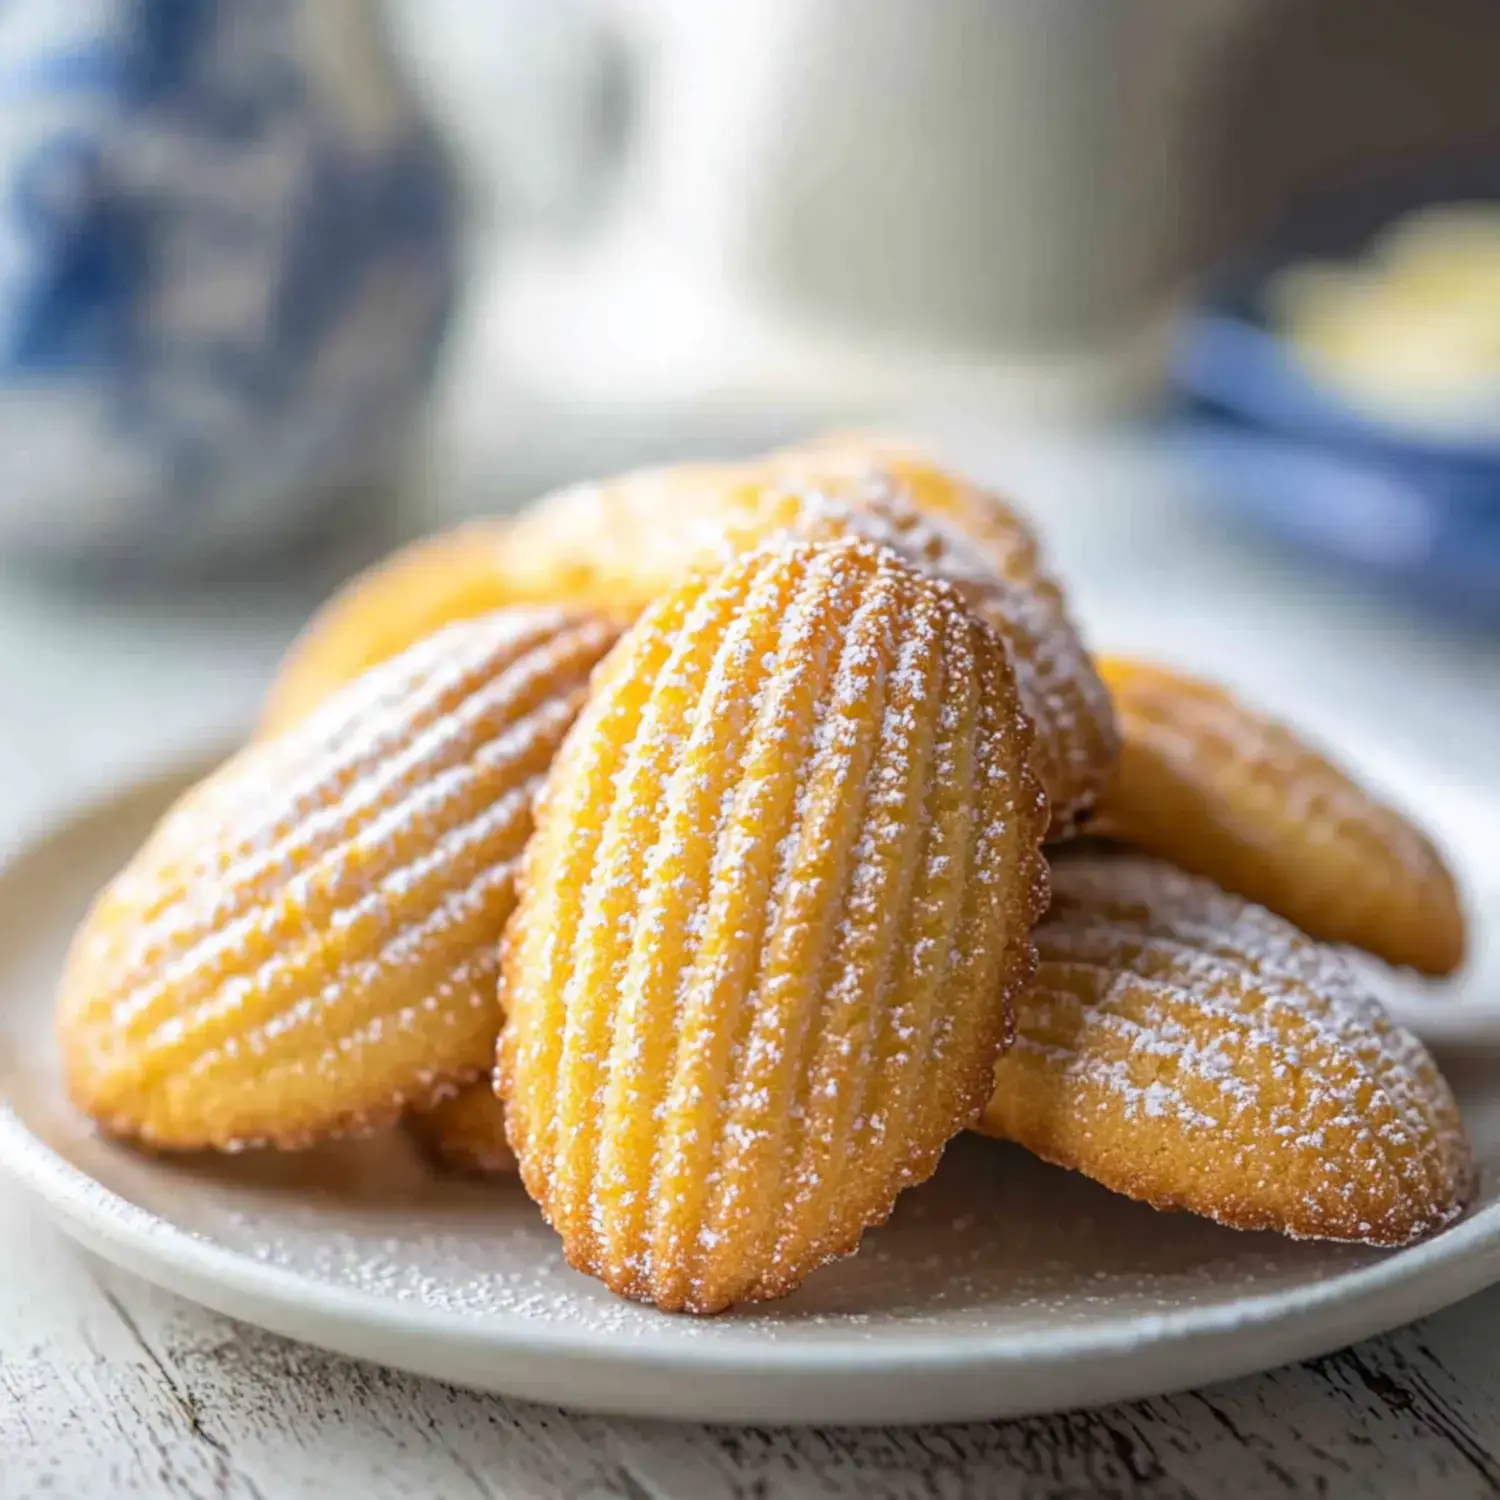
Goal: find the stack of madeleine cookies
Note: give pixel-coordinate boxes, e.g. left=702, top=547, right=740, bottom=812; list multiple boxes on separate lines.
left=56, top=437, right=1476, bottom=1314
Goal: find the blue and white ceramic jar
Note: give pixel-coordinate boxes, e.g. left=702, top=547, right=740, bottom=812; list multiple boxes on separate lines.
left=0, top=0, right=457, bottom=571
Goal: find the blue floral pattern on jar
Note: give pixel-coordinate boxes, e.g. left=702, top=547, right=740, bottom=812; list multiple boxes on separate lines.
left=0, top=0, right=458, bottom=569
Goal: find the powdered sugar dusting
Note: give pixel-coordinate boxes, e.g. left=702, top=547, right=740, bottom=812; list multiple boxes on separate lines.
left=990, top=853, right=1474, bottom=1246
left=503, top=537, right=1047, bottom=1311
left=16, top=761, right=1499, bottom=1379
left=59, top=611, right=621, bottom=1148
left=501, top=447, right=1116, bottom=833
left=762, top=458, right=1116, bottom=832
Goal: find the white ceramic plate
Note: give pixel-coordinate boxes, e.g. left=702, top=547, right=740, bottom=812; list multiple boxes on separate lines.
left=2, top=755, right=1499, bottom=1427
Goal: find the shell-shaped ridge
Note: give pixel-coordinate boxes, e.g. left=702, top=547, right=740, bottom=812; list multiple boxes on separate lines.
left=58, top=609, right=623, bottom=1150
left=980, top=853, right=1475, bottom=1247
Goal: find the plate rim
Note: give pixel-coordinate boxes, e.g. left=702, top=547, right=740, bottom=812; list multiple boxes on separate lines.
left=4, top=747, right=1500, bottom=1422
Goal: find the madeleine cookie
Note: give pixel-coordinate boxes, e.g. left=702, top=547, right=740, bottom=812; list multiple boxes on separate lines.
left=1090, top=657, right=1465, bottom=975
left=768, top=436, right=1116, bottom=834
left=769, top=433, right=1045, bottom=587
left=409, top=1081, right=516, bottom=1176
left=487, top=460, right=753, bottom=609
left=261, top=522, right=517, bottom=735
left=59, top=609, right=622, bottom=1151
left=501, top=539, right=1049, bottom=1313
left=502, top=447, right=1115, bottom=834
left=260, top=464, right=754, bottom=733
left=260, top=444, right=1115, bottom=832
left=978, top=854, right=1475, bottom=1246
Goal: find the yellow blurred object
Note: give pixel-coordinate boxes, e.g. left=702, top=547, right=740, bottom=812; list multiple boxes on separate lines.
left=1376, top=202, right=1500, bottom=299
left=1270, top=201, right=1500, bottom=428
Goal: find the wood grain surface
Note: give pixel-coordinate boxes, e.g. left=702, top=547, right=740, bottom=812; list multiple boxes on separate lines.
left=6, top=1181, right=1500, bottom=1500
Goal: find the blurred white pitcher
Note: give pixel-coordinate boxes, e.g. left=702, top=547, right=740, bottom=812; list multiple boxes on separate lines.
left=623, top=0, right=1255, bottom=360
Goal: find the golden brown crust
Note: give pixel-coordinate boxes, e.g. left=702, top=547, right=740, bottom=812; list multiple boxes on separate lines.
left=261, top=522, right=519, bottom=736
left=263, top=438, right=1115, bottom=834
left=500, top=538, right=1049, bottom=1313
left=1089, top=657, right=1466, bottom=976
left=769, top=433, right=1046, bottom=588
left=408, top=1079, right=516, bottom=1176
left=767, top=436, right=1117, bottom=837
left=58, top=609, right=622, bottom=1151
left=977, top=853, right=1475, bottom=1246
left=499, top=441, right=1115, bottom=836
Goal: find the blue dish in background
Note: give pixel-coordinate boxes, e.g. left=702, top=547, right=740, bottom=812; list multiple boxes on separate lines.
left=1172, top=159, right=1500, bottom=629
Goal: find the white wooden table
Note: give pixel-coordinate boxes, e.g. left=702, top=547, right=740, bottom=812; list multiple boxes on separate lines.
left=3, top=433, right=1499, bottom=1498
